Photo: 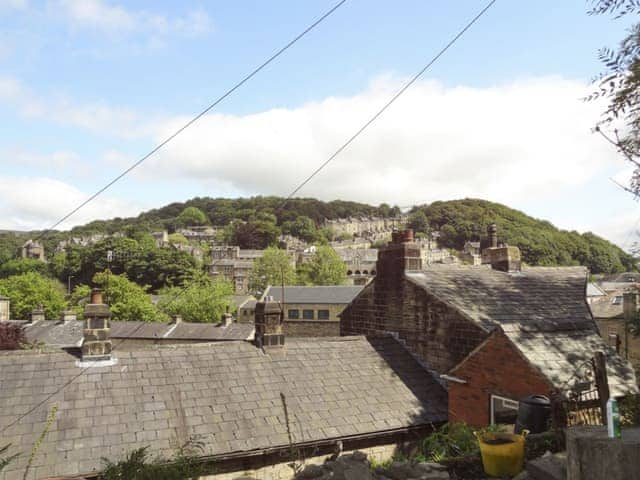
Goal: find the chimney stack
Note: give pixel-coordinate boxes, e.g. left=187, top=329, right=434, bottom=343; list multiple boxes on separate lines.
left=28, top=305, right=45, bottom=324
left=170, top=314, right=182, bottom=325
left=0, top=296, right=9, bottom=321
left=60, top=310, right=77, bottom=325
left=254, top=296, right=284, bottom=350
left=221, top=312, right=233, bottom=327
left=481, top=224, right=521, bottom=272
left=82, top=288, right=112, bottom=361
left=376, top=229, right=422, bottom=286
left=488, top=223, right=498, bottom=248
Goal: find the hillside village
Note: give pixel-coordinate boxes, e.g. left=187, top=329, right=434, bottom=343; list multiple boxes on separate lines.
left=1, top=198, right=640, bottom=480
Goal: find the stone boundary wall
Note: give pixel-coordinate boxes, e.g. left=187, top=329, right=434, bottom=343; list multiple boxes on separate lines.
left=201, top=443, right=397, bottom=480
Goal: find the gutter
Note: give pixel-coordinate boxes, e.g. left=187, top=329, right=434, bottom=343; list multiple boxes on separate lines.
left=71, top=423, right=443, bottom=479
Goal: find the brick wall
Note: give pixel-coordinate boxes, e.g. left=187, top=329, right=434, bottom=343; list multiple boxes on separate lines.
left=341, top=279, right=487, bottom=374
left=448, top=330, right=553, bottom=426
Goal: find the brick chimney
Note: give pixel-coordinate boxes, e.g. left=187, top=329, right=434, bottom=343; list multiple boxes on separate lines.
left=254, top=296, right=284, bottom=349
left=28, top=305, right=45, bottom=323
left=82, top=288, right=112, bottom=361
left=481, top=224, right=521, bottom=272
left=376, top=229, right=422, bottom=285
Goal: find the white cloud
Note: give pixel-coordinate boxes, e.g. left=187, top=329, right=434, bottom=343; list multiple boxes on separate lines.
left=0, top=176, right=145, bottom=231
left=53, top=0, right=212, bottom=37
left=144, top=76, right=617, bottom=209
left=0, top=75, right=161, bottom=139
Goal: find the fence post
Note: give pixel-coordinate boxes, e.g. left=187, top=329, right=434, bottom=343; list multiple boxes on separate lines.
left=592, top=351, right=610, bottom=424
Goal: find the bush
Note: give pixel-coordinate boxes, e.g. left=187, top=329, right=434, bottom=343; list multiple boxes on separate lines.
left=420, top=423, right=501, bottom=462
left=0, top=323, right=26, bottom=350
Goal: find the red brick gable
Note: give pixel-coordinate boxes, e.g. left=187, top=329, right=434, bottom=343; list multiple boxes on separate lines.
left=448, top=330, right=553, bottom=426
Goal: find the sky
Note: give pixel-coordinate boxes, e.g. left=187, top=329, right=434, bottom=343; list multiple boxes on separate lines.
left=1, top=0, right=639, bottom=250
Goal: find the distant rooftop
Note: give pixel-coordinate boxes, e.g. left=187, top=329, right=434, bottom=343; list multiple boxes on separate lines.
left=264, top=285, right=364, bottom=304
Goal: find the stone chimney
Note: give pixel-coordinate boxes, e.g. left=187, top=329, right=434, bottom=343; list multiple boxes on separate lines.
left=82, top=288, right=112, bottom=361
left=376, top=229, right=422, bottom=285
left=481, top=224, right=521, bottom=272
left=60, top=310, right=77, bottom=324
left=29, top=305, right=45, bottom=323
left=170, top=314, right=182, bottom=325
left=623, top=292, right=637, bottom=360
left=254, top=296, right=284, bottom=349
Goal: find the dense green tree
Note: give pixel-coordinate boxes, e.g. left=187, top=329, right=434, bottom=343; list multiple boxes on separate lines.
left=297, top=245, right=347, bottom=286
left=177, top=206, right=209, bottom=227
left=248, top=247, right=297, bottom=295
left=69, top=284, right=91, bottom=319
left=0, top=258, right=48, bottom=278
left=0, top=233, right=23, bottom=264
left=231, top=220, right=281, bottom=249
left=281, top=216, right=319, bottom=243
left=168, top=233, right=189, bottom=245
left=92, top=271, right=162, bottom=322
left=407, top=210, right=430, bottom=234
left=0, top=272, right=67, bottom=320
left=157, top=275, right=234, bottom=323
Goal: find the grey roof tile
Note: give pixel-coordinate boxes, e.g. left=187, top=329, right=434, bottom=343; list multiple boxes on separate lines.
left=0, top=336, right=446, bottom=479
left=264, top=285, right=364, bottom=304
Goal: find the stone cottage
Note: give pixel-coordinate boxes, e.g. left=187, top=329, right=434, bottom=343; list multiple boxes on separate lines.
left=340, top=228, right=637, bottom=426
left=0, top=295, right=447, bottom=480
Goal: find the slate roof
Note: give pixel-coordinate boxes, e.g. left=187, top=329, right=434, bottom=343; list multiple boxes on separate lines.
left=406, top=265, right=592, bottom=332
left=4, top=320, right=255, bottom=347
left=501, top=327, right=637, bottom=397
left=264, top=285, right=364, bottom=304
left=0, top=336, right=447, bottom=480
left=589, top=297, right=624, bottom=319
left=406, top=265, right=637, bottom=396
left=586, top=283, right=606, bottom=298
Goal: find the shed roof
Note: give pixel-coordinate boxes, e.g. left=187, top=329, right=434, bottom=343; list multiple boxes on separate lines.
left=264, top=285, right=364, bottom=304
left=0, top=336, right=447, bottom=479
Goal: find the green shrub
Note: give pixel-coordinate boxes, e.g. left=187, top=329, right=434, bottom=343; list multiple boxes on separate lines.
left=421, top=423, right=502, bottom=462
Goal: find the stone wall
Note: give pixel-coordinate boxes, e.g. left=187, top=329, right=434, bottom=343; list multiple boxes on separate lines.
left=449, top=330, right=553, bottom=426
left=284, top=320, right=340, bottom=337
left=595, top=318, right=640, bottom=369
left=200, top=444, right=398, bottom=480
left=340, top=279, right=486, bottom=374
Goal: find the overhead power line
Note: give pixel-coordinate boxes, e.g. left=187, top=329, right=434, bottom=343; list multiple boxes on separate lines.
left=278, top=0, right=497, bottom=210
left=3, top=0, right=499, bottom=435
left=35, top=0, right=348, bottom=241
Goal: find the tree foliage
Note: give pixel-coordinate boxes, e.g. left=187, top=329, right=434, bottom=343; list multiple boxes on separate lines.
left=0, top=272, right=67, bottom=320
left=297, top=245, right=347, bottom=286
left=92, top=271, right=162, bottom=322
left=588, top=0, right=640, bottom=197
left=0, top=258, right=48, bottom=279
left=248, top=247, right=297, bottom=295
left=177, top=206, right=209, bottom=227
left=157, top=275, right=234, bottom=323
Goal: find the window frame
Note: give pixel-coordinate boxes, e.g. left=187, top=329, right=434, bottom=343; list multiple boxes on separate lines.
left=287, top=309, right=300, bottom=320
left=490, top=394, right=519, bottom=425
left=317, top=309, right=330, bottom=320
left=302, top=309, right=314, bottom=320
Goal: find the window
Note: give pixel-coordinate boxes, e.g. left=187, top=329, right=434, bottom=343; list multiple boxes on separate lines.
left=288, top=309, right=299, bottom=319
left=302, top=309, right=314, bottom=320
left=490, top=395, right=519, bottom=425
left=318, top=309, right=330, bottom=320
left=613, top=296, right=623, bottom=305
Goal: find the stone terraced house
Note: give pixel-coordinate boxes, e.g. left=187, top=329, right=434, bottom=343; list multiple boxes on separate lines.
left=340, top=227, right=638, bottom=426
left=0, top=294, right=447, bottom=480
